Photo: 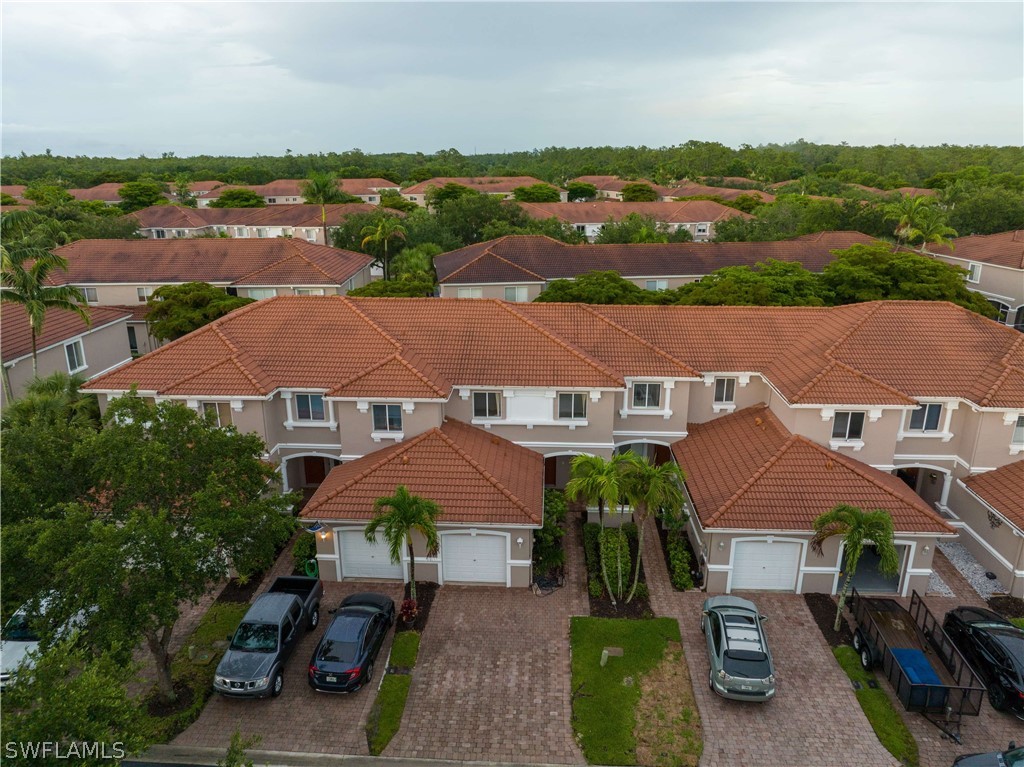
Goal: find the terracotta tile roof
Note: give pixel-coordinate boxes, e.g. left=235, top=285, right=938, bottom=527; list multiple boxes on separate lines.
left=131, top=206, right=217, bottom=229
left=188, top=181, right=226, bottom=194
left=107, top=304, right=153, bottom=321
left=132, top=203, right=385, bottom=230
left=299, top=418, right=543, bottom=526
left=671, top=405, right=955, bottom=533
left=569, top=176, right=670, bottom=195
left=1, top=185, right=28, bottom=198
left=435, top=232, right=877, bottom=284
left=666, top=183, right=776, bottom=203
left=336, top=178, right=400, bottom=195
left=47, top=239, right=372, bottom=287
left=702, top=177, right=761, bottom=187
left=516, top=200, right=751, bottom=225
left=252, top=179, right=306, bottom=198
left=895, top=187, right=937, bottom=198
left=964, top=462, right=1024, bottom=531
left=67, top=183, right=125, bottom=202
left=401, top=176, right=563, bottom=196
left=2, top=304, right=131, bottom=362
left=925, top=230, right=1024, bottom=270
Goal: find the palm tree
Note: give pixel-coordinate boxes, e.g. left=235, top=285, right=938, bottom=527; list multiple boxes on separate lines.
left=300, top=172, right=346, bottom=245
left=1, top=371, right=100, bottom=429
left=810, top=504, right=899, bottom=631
left=906, top=205, right=958, bottom=253
left=360, top=216, right=408, bottom=281
left=364, top=485, right=441, bottom=603
left=883, top=194, right=933, bottom=251
left=620, top=455, right=686, bottom=603
left=2, top=231, right=89, bottom=377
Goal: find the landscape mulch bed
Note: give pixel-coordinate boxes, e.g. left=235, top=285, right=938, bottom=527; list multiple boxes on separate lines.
left=580, top=517, right=654, bottom=620
left=397, top=581, right=437, bottom=633
left=989, top=594, right=1024, bottom=619
left=214, top=577, right=262, bottom=604
left=804, top=592, right=854, bottom=648
left=144, top=679, right=195, bottom=718
left=656, top=521, right=704, bottom=591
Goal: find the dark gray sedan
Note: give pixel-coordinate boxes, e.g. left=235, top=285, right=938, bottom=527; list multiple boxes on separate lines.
left=308, top=593, right=395, bottom=693
left=701, top=595, right=776, bottom=702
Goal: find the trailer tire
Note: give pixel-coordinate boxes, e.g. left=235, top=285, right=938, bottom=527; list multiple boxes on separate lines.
left=859, top=646, right=874, bottom=670
left=852, top=629, right=865, bottom=652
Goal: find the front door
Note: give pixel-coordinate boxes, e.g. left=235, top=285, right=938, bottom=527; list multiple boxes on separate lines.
left=303, top=456, right=328, bottom=486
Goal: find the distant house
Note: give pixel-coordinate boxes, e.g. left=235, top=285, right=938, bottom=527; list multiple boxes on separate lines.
left=400, top=176, right=568, bottom=206
left=0, top=185, right=30, bottom=203
left=196, top=178, right=400, bottom=207
left=67, top=182, right=125, bottom=205
left=515, top=200, right=751, bottom=241
left=663, top=182, right=775, bottom=205
left=921, top=230, right=1024, bottom=330
left=435, top=231, right=877, bottom=301
left=1, top=304, right=133, bottom=405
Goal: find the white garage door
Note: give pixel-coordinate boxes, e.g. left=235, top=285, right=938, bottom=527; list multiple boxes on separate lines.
left=442, top=534, right=507, bottom=584
left=339, top=531, right=404, bottom=580
left=731, top=540, right=802, bottom=591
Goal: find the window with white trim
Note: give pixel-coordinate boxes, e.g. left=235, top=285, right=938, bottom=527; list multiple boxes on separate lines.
left=295, top=394, right=326, bottom=422
left=473, top=391, right=501, bottom=419
left=966, top=263, right=981, bottom=283
left=632, top=382, right=662, bottom=409
left=127, top=326, right=139, bottom=356
left=154, top=229, right=166, bottom=239
left=457, top=287, right=483, bottom=299
left=372, top=403, right=403, bottom=432
left=137, top=287, right=154, bottom=302
left=267, top=198, right=277, bottom=204
left=645, top=280, right=668, bottom=292
left=907, top=403, right=943, bottom=432
left=696, top=223, right=710, bottom=236
left=305, top=229, right=318, bottom=242
left=988, top=300, right=1010, bottom=324
left=256, top=228, right=268, bottom=238
left=234, top=227, right=246, bottom=237
left=504, top=286, right=528, bottom=302
left=831, top=411, right=865, bottom=441
left=248, top=288, right=278, bottom=300
left=175, top=230, right=186, bottom=238
left=294, top=288, right=325, bottom=296
left=202, top=401, right=232, bottom=427
left=557, top=392, right=587, bottom=420
left=1013, top=415, right=1024, bottom=445
left=83, top=287, right=98, bottom=303
left=714, top=377, right=736, bottom=404
left=65, top=339, right=86, bottom=373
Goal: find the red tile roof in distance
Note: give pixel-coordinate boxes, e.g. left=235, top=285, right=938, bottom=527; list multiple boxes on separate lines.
left=926, top=230, right=1024, bottom=270
left=671, top=405, right=955, bottom=533
left=666, top=182, right=776, bottom=203
left=401, top=176, right=564, bottom=196
left=964, top=461, right=1024, bottom=531
left=570, top=176, right=670, bottom=195
left=2, top=304, right=131, bottom=362
left=47, top=239, right=372, bottom=287
left=515, top=200, right=752, bottom=225
left=299, top=418, right=543, bottom=526
left=67, top=183, right=124, bottom=202
left=434, top=232, right=877, bottom=284
left=131, top=203, right=385, bottom=230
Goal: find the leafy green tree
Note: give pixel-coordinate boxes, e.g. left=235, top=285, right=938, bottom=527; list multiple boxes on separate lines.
left=534, top=270, right=648, bottom=305
left=670, top=260, right=826, bottom=307
left=360, top=216, right=408, bottom=281
left=512, top=183, right=561, bottom=202
left=594, top=212, right=693, bottom=244
left=1, top=371, right=100, bottom=430
left=425, top=182, right=476, bottom=207
left=379, top=188, right=420, bottom=213
left=947, top=187, right=1024, bottom=235
left=172, top=173, right=197, bottom=207
left=1, top=192, right=19, bottom=206
left=390, top=243, right=441, bottom=279
left=432, top=194, right=531, bottom=246
left=117, top=179, right=169, bottom=212
left=347, top=274, right=435, bottom=297
left=208, top=188, right=266, bottom=208
left=23, top=184, right=73, bottom=207
left=364, top=485, right=441, bottom=603
left=478, top=216, right=586, bottom=244
left=566, top=181, right=597, bottom=202
left=31, top=396, right=296, bottom=704
left=619, top=455, right=685, bottom=602
left=810, top=504, right=899, bottom=631
left=0, top=644, right=150, bottom=766
left=145, top=282, right=255, bottom=342
left=620, top=182, right=659, bottom=202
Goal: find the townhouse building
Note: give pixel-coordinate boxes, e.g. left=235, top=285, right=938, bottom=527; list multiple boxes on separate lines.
left=570, top=176, right=774, bottom=205
left=196, top=178, right=400, bottom=207
left=435, top=232, right=877, bottom=301
left=83, top=296, right=1024, bottom=596
left=400, top=177, right=568, bottom=206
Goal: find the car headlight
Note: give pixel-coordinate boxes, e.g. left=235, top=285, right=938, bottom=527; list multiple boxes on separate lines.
left=253, top=676, right=270, bottom=689
left=718, top=670, right=732, bottom=682
left=764, top=675, right=775, bottom=684
left=214, top=676, right=227, bottom=687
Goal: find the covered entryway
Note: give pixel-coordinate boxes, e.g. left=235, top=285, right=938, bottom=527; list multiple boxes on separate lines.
left=441, top=533, right=507, bottom=584
left=338, top=530, right=404, bottom=580
left=845, top=544, right=904, bottom=594
left=731, top=539, right=802, bottom=591
left=614, top=442, right=672, bottom=465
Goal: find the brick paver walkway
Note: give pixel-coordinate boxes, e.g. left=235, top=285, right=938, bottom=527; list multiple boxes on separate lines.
left=384, top=519, right=587, bottom=764
left=641, top=518, right=900, bottom=767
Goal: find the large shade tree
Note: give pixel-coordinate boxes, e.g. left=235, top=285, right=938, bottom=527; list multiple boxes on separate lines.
left=364, top=485, right=441, bottom=603
left=146, top=281, right=254, bottom=342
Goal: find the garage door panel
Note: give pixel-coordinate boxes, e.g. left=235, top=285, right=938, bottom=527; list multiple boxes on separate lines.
left=732, top=540, right=801, bottom=591
left=339, top=530, right=404, bottom=580
left=442, top=534, right=506, bottom=584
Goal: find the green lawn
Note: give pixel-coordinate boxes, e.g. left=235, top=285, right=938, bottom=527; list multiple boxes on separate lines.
left=833, top=646, right=919, bottom=767
left=1012, top=617, right=1024, bottom=630
left=388, top=631, right=420, bottom=668
left=570, top=617, right=682, bottom=765
left=367, top=675, right=412, bottom=756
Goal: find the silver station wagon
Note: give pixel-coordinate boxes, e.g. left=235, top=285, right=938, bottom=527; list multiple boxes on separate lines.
left=701, top=595, right=776, bottom=702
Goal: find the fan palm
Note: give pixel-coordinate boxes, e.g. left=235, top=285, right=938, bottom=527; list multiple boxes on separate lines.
left=810, top=504, right=899, bottom=631
left=360, top=216, right=408, bottom=281
left=364, top=485, right=441, bottom=603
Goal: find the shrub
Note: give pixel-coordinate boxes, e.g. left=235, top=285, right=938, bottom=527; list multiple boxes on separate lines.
left=534, top=490, right=567, bottom=576
left=588, top=577, right=603, bottom=599
left=583, top=523, right=601, bottom=577
left=292, top=533, right=317, bottom=574
left=631, top=581, right=649, bottom=602
left=667, top=532, right=694, bottom=591
left=621, top=521, right=638, bottom=543
left=600, top=527, right=632, bottom=601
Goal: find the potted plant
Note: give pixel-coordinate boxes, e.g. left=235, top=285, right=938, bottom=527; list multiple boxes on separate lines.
left=399, top=599, right=419, bottom=628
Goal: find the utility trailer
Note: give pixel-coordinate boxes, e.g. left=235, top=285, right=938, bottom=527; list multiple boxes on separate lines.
left=850, top=587, right=985, bottom=743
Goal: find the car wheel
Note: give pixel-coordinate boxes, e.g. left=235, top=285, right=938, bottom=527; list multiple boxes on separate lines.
left=708, top=669, right=714, bottom=691
left=852, top=629, right=864, bottom=652
left=700, top=616, right=705, bottom=635
left=270, top=671, right=283, bottom=698
left=365, top=662, right=374, bottom=685
left=308, top=607, right=319, bottom=631
left=988, top=684, right=1009, bottom=711
left=859, top=646, right=873, bottom=671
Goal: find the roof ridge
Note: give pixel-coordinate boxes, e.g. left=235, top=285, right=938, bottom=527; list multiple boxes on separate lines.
left=791, top=357, right=914, bottom=404
left=485, top=251, right=546, bottom=281
left=706, top=430, right=795, bottom=527
left=329, top=351, right=448, bottom=398
left=209, top=323, right=268, bottom=393
left=337, top=297, right=407, bottom=353
left=979, top=334, right=1024, bottom=406
left=441, top=251, right=493, bottom=283
left=577, top=305, right=701, bottom=377
left=496, top=301, right=624, bottom=385
left=822, top=301, right=884, bottom=359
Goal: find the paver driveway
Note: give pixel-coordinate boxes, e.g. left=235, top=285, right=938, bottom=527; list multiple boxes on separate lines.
left=641, top=522, right=899, bottom=767
left=173, top=581, right=404, bottom=754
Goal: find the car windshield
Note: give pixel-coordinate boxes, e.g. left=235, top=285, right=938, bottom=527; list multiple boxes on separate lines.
left=723, top=649, right=771, bottom=678
left=230, top=622, right=277, bottom=652
left=1, top=614, right=39, bottom=642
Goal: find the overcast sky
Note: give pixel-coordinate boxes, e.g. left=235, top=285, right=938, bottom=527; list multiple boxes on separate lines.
left=2, top=2, right=1021, bottom=157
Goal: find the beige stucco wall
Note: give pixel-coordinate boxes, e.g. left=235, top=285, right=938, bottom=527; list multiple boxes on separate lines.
left=687, top=376, right=771, bottom=424
left=611, top=382, right=691, bottom=444
left=947, top=481, right=1024, bottom=599
left=933, top=255, right=1023, bottom=324
left=438, top=282, right=544, bottom=301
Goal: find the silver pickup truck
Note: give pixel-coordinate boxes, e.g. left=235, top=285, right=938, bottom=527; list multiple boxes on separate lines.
left=213, top=576, right=323, bottom=699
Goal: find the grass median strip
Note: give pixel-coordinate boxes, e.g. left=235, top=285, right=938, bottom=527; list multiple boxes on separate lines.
left=833, top=646, right=919, bottom=767
left=366, top=630, right=420, bottom=756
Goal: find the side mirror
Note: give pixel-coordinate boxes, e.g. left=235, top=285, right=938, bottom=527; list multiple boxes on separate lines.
left=760, top=615, right=769, bottom=622
left=702, top=610, right=710, bottom=617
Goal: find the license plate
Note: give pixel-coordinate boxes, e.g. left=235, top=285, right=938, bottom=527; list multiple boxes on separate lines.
left=326, top=675, right=337, bottom=683
left=740, top=685, right=752, bottom=690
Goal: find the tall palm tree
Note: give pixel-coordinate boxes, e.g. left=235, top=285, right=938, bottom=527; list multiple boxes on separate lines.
left=810, top=504, right=899, bottom=631
left=360, top=216, right=408, bottom=281
left=2, top=235, right=89, bottom=377
left=906, top=205, right=958, bottom=253
left=364, top=485, right=441, bottom=603
left=620, top=455, right=686, bottom=603
left=883, top=194, right=933, bottom=251
left=300, top=172, right=346, bottom=245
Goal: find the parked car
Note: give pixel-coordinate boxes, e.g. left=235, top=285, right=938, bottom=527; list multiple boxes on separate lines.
left=0, top=595, right=90, bottom=690
left=701, top=595, right=776, bottom=701
left=943, top=606, right=1024, bottom=715
left=213, top=576, right=323, bottom=699
left=308, top=592, right=395, bottom=693
left=953, top=740, right=1022, bottom=766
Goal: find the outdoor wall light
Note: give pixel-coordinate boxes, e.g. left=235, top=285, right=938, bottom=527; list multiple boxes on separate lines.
left=516, top=537, right=524, bottom=547
left=718, top=541, right=725, bottom=550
